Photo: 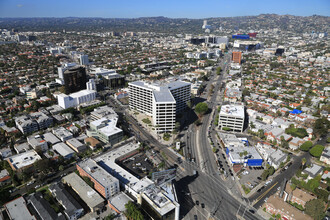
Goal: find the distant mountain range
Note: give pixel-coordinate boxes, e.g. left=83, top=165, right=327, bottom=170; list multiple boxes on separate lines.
left=0, top=14, right=328, bottom=34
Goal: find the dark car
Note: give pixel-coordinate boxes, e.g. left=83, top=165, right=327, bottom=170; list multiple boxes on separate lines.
left=194, top=215, right=198, bottom=220
left=201, top=203, right=205, bottom=208
left=196, top=200, right=199, bottom=205
left=249, top=209, right=255, bottom=214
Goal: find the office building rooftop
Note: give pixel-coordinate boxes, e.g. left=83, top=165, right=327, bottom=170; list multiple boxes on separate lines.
left=220, top=104, right=245, bottom=118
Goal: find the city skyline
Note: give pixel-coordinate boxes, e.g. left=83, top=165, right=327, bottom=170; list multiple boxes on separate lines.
left=0, top=0, right=329, bottom=18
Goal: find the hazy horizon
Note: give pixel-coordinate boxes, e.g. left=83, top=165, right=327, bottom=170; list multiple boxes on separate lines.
left=0, top=0, right=329, bottom=19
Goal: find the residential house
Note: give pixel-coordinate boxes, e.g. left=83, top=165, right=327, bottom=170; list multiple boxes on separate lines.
left=27, top=192, right=66, bottom=220
left=289, top=137, right=305, bottom=151
left=265, top=127, right=285, bottom=143
left=320, top=148, right=330, bottom=165
left=27, top=135, right=48, bottom=152
left=14, top=142, right=30, bottom=154
left=0, top=169, right=11, bottom=185
left=302, top=164, right=323, bottom=180
left=49, top=183, right=84, bottom=220
left=268, top=150, right=287, bottom=169
left=0, top=147, right=12, bottom=159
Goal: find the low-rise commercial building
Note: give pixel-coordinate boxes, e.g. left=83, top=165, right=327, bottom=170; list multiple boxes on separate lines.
left=90, top=106, right=117, bottom=121
left=58, top=89, right=97, bottom=109
left=62, top=173, right=105, bottom=212
left=66, top=138, right=86, bottom=153
left=218, top=105, right=245, bottom=132
left=77, top=159, right=120, bottom=199
left=52, top=143, right=75, bottom=159
left=87, top=117, right=123, bottom=145
left=226, top=146, right=263, bottom=166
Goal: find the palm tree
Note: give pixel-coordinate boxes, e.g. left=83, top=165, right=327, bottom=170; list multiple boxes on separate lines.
left=301, top=157, right=307, bottom=169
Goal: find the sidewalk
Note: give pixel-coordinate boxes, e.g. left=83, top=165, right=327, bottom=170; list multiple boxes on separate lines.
left=127, top=109, right=175, bottom=146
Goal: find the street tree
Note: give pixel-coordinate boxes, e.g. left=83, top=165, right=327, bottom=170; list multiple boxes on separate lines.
left=195, top=102, right=208, bottom=117
left=305, top=199, right=325, bottom=220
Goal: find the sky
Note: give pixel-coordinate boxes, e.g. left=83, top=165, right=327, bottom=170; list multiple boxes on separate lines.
left=0, top=0, right=329, bottom=18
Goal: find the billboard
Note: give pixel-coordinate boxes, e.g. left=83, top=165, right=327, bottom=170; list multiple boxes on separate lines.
left=152, top=168, right=176, bottom=186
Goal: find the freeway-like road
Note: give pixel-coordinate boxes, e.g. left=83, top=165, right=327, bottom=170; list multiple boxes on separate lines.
left=179, top=52, right=263, bottom=220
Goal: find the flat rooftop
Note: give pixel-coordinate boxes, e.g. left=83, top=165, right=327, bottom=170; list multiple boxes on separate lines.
left=143, top=186, right=176, bottom=216
left=95, top=142, right=142, bottom=187
left=78, top=159, right=118, bottom=188
left=5, top=197, right=35, bottom=220
left=8, top=150, right=42, bottom=170
left=62, top=173, right=104, bottom=209
left=53, top=143, right=75, bottom=157
left=108, top=192, right=133, bottom=213
left=220, top=104, right=245, bottom=118
left=70, top=89, right=96, bottom=98
left=129, top=80, right=190, bottom=91
left=90, top=118, right=122, bottom=137
left=153, top=89, right=176, bottom=103
left=227, top=145, right=262, bottom=161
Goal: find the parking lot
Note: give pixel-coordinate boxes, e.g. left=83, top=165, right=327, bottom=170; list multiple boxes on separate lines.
left=118, top=152, right=156, bottom=178
left=238, top=166, right=264, bottom=190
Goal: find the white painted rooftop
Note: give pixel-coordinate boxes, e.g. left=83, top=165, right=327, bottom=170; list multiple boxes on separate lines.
left=8, top=150, right=41, bottom=170
left=220, top=104, right=245, bottom=118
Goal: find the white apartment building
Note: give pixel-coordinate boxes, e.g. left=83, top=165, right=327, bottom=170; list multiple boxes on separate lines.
left=218, top=104, right=245, bottom=132
left=129, top=81, right=190, bottom=133
left=15, top=112, right=53, bottom=134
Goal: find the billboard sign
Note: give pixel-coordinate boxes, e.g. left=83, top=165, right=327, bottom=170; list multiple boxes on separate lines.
left=152, top=168, right=176, bottom=186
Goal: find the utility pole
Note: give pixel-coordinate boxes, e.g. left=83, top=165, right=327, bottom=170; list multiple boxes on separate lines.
left=211, top=197, right=222, bottom=217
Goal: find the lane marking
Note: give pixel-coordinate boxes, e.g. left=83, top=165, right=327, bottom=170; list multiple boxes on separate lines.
left=255, top=182, right=278, bottom=203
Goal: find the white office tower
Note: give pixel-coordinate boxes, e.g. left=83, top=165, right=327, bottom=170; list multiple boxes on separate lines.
left=129, top=81, right=190, bottom=133
left=202, top=20, right=208, bottom=29
left=86, top=79, right=96, bottom=91
left=218, top=105, right=245, bottom=132
left=79, top=54, right=89, bottom=65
